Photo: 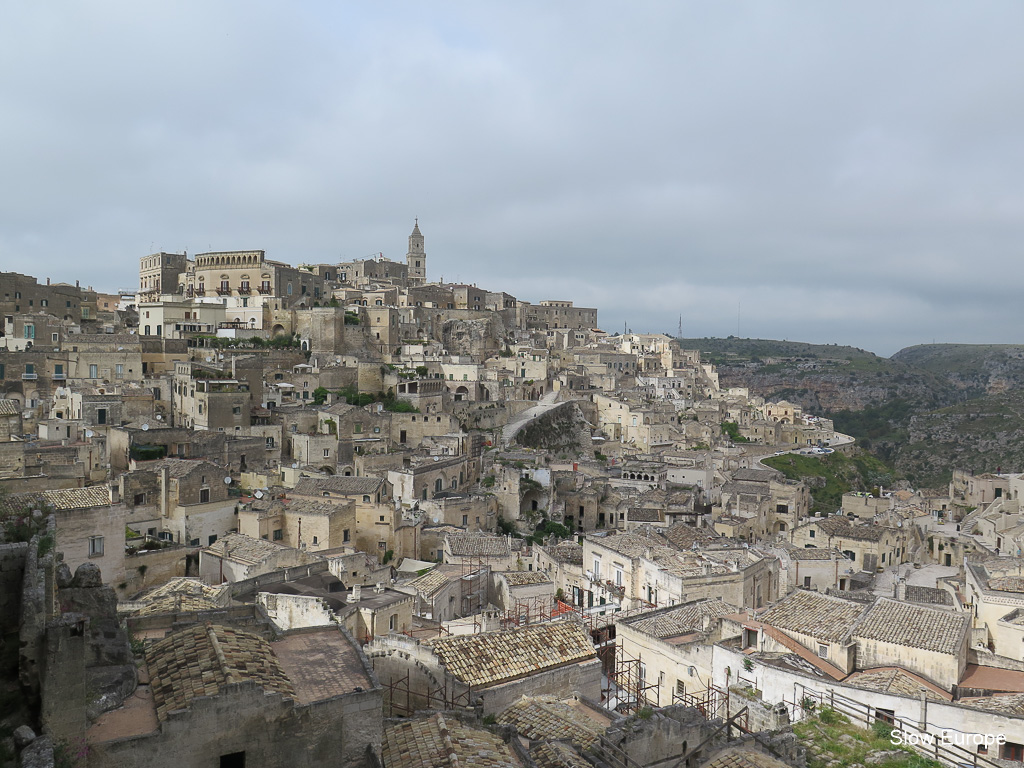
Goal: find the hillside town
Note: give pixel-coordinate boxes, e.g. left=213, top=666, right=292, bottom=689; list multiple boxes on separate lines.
left=3, top=224, right=1024, bottom=768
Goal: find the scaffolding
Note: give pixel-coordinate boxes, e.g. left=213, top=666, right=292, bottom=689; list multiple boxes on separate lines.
left=378, top=669, right=473, bottom=718
left=672, top=682, right=729, bottom=721
left=602, top=644, right=660, bottom=715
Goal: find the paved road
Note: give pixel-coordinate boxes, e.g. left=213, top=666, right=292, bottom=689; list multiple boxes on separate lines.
left=501, top=391, right=560, bottom=446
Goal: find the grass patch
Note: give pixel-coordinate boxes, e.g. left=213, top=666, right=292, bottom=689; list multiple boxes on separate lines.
left=792, top=710, right=941, bottom=768
left=762, top=450, right=897, bottom=516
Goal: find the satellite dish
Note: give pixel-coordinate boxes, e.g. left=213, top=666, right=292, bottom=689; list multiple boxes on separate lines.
left=254, top=490, right=264, bottom=499
left=433, top=456, right=439, bottom=462
left=85, top=429, right=94, bottom=438
left=432, top=517, right=439, bottom=523
left=224, top=476, right=232, bottom=484
left=155, top=414, right=162, bottom=420
left=292, top=462, right=299, bottom=468
left=141, top=423, right=149, bottom=431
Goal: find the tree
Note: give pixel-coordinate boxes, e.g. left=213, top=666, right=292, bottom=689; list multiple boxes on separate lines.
left=312, top=387, right=329, bottom=405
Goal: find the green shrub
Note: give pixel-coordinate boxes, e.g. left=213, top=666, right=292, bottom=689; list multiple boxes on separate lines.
left=817, top=707, right=846, bottom=725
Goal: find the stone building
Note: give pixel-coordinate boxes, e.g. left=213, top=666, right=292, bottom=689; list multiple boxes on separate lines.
left=367, top=620, right=599, bottom=716
left=137, top=252, right=189, bottom=302
left=87, top=624, right=382, bottom=768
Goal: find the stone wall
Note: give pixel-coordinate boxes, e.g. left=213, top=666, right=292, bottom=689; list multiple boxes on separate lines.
left=0, top=541, right=28, bottom=634
left=88, top=678, right=382, bottom=768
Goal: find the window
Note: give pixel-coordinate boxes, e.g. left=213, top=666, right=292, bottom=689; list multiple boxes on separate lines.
left=614, top=568, right=623, bottom=586
left=362, top=495, right=370, bottom=503
left=273, top=529, right=283, bottom=541
left=115, top=364, right=124, bottom=379
left=200, top=488, right=210, bottom=503
left=389, top=614, right=397, bottom=631
left=462, top=515, right=468, bottom=526
left=88, top=536, right=104, bottom=557
left=0, top=364, right=4, bottom=379
left=808, top=529, right=815, bottom=539
left=379, top=515, right=385, bottom=522
left=817, top=644, right=829, bottom=658
left=23, top=324, right=34, bottom=339
left=209, top=534, right=217, bottom=545
left=232, top=406, right=241, bottom=415
left=134, top=493, right=146, bottom=505
left=593, top=558, right=601, bottom=579
left=803, top=576, right=812, bottom=588
left=266, top=437, right=275, bottom=448
left=323, top=448, right=330, bottom=458
left=96, top=408, right=107, bottom=425
left=343, top=529, right=350, bottom=542
left=378, top=541, right=386, bottom=549
left=89, top=364, right=98, bottom=378
left=312, top=536, right=318, bottom=545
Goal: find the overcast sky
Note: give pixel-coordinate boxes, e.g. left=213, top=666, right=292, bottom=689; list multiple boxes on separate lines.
left=3, top=2, right=1024, bottom=356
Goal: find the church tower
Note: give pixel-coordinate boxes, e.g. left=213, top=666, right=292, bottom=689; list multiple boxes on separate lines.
left=406, top=218, right=427, bottom=285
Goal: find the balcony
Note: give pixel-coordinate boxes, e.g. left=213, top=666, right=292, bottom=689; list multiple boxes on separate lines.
left=22, top=373, right=38, bottom=380
left=52, top=373, right=67, bottom=380
left=237, top=285, right=251, bottom=295
left=216, top=287, right=232, bottom=296
left=257, top=285, right=273, bottom=295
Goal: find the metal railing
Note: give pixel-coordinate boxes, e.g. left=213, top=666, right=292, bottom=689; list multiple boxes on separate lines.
left=787, top=687, right=1005, bottom=768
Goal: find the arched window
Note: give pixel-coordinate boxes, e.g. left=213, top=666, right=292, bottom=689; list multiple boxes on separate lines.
left=434, top=478, right=443, bottom=493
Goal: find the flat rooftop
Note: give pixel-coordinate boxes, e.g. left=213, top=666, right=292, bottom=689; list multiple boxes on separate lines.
left=272, top=628, right=372, bottom=704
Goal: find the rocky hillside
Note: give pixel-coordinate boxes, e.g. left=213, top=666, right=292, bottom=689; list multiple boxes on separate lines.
left=678, top=337, right=958, bottom=413
left=680, top=338, right=1024, bottom=487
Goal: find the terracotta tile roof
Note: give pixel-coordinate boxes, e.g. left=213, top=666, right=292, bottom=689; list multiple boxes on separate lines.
left=852, top=598, right=968, bottom=655
left=541, top=542, right=583, bottom=565
left=621, top=598, right=739, bottom=639
left=0, top=399, right=19, bottom=416
left=960, top=692, right=1024, bottom=716
left=501, top=571, right=551, bottom=587
left=446, top=532, right=511, bottom=558
left=531, top=741, right=592, bottom=768
left=813, top=517, right=890, bottom=542
left=203, top=532, right=289, bottom=564
left=293, top=476, right=384, bottom=497
left=135, top=458, right=221, bottom=479
left=497, top=696, right=605, bottom=749
left=430, top=622, right=596, bottom=688
left=407, top=569, right=453, bottom=599
left=8, top=486, right=111, bottom=512
left=382, top=712, right=522, bottom=768
left=988, top=575, right=1024, bottom=593
left=660, top=522, right=720, bottom=549
left=845, top=667, right=951, bottom=701
left=147, top=624, right=294, bottom=720
left=757, top=590, right=865, bottom=644
left=752, top=622, right=846, bottom=680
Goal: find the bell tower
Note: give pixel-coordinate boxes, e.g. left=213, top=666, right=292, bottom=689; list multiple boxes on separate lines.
left=406, top=218, right=426, bottom=285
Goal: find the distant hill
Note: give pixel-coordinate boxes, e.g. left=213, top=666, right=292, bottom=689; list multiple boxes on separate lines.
left=891, top=343, right=1024, bottom=398
left=676, top=337, right=956, bottom=413
left=678, top=337, right=1024, bottom=487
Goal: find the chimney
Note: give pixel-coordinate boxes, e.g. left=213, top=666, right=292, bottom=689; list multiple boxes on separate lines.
left=896, top=577, right=907, bottom=602
left=46, top=278, right=50, bottom=285
left=109, top=483, right=120, bottom=505
left=702, top=614, right=712, bottom=632
left=76, top=280, right=80, bottom=288
left=350, top=585, right=361, bottom=602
